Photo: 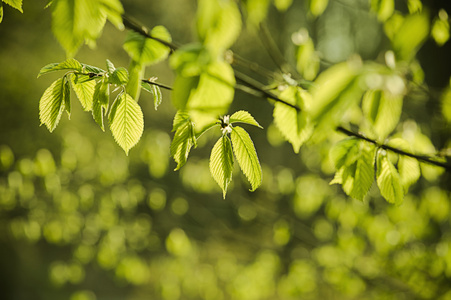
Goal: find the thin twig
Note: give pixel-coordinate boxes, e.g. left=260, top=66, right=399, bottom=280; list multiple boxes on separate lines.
left=336, top=126, right=451, bottom=170
left=121, top=13, right=451, bottom=171
left=142, top=79, right=173, bottom=90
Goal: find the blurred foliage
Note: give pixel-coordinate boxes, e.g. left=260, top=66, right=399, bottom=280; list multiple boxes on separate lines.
left=1, top=0, right=451, bottom=299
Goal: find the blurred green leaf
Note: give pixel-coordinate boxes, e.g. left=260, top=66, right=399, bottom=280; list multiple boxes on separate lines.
left=39, top=77, right=68, bottom=132
left=126, top=61, right=144, bottom=101
left=231, top=126, right=262, bottom=192
left=245, top=0, right=270, bottom=26
left=387, top=138, right=421, bottom=192
left=330, top=139, right=375, bottom=201
left=274, top=0, right=293, bottom=12
left=197, top=0, right=242, bottom=54
left=123, top=26, right=172, bottom=66
left=376, top=151, right=404, bottom=205
left=109, top=93, right=144, bottom=155
left=296, top=36, right=319, bottom=81
left=309, top=62, right=362, bottom=133
left=210, top=135, right=234, bottom=198
left=391, top=11, right=430, bottom=61
left=370, top=0, right=394, bottom=22
left=230, top=110, right=262, bottom=128
left=431, top=13, right=450, bottom=46
left=274, top=86, right=313, bottom=153
left=70, top=74, right=96, bottom=111
left=0, top=3, right=3, bottom=23
left=442, top=81, right=451, bottom=123
left=362, top=89, right=403, bottom=139
left=309, top=0, right=329, bottom=17
left=38, top=58, right=83, bottom=78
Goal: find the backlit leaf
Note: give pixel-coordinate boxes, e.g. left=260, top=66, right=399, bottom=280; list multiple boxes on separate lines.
left=392, top=11, right=430, bottom=61
left=210, top=135, right=234, bottom=198
left=309, top=62, right=363, bottom=134
left=230, top=126, right=262, bottom=191
left=274, top=86, right=313, bottom=153
left=197, top=0, right=242, bottom=54
left=92, top=79, right=109, bottom=131
left=362, top=89, right=403, bottom=139
left=141, top=82, right=162, bottom=110
left=309, top=0, right=329, bottom=17
left=38, top=58, right=83, bottom=77
left=171, top=112, right=196, bottom=170
left=388, top=138, right=421, bottom=192
left=110, top=67, right=129, bottom=86
left=70, top=74, right=96, bottom=111
left=376, top=151, right=404, bottom=205
left=229, top=110, right=262, bottom=128
left=109, top=93, right=144, bottom=155
left=39, top=78, right=67, bottom=132
left=123, top=26, right=172, bottom=66
left=3, top=0, right=23, bottom=13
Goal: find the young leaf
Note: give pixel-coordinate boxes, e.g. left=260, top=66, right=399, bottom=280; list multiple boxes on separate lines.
left=126, top=60, right=144, bottom=101
left=273, top=86, right=313, bottom=153
left=309, top=0, right=329, bottom=16
left=106, top=59, right=116, bottom=74
left=376, top=151, right=404, bottom=205
left=197, top=0, right=242, bottom=54
left=38, top=58, right=83, bottom=77
left=330, top=139, right=375, bottom=201
left=230, top=126, right=262, bottom=191
left=210, top=135, right=234, bottom=198
left=0, top=3, right=3, bottom=23
left=63, top=77, right=71, bottom=117
left=39, top=78, right=67, bottom=132
left=70, top=74, right=96, bottom=111
left=142, top=82, right=163, bottom=110
left=109, top=93, right=144, bottom=155
left=170, top=112, right=197, bottom=170
left=387, top=138, right=421, bottom=192
left=391, top=11, right=430, bottom=61
left=370, top=0, right=394, bottom=22
left=309, top=62, right=363, bottom=134
left=123, top=26, right=172, bottom=66
left=109, top=67, right=129, bottom=86
left=229, top=110, right=263, bottom=128
left=362, top=89, right=403, bottom=139
left=3, top=0, right=23, bottom=13
left=92, top=79, right=109, bottom=131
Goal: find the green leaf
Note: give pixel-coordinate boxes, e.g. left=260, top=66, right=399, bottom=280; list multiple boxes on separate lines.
left=296, top=36, right=320, bottom=81
left=230, top=126, right=262, bottom=192
left=171, top=112, right=197, bottom=170
left=70, top=74, right=96, bottom=111
left=309, top=0, right=329, bottom=17
left=38, top=58, right=83, bottom=77
left=110, top=67, right=129, bottom=86
left=39, top=78, right=68, bottom=132
left=109, top=93, right=144, bottom=155
left=370, top=0, right=394, bottom=22
left=99, top=0, right=124, bottom=30
left=274, top=0, right=293, bottom=12
left=442, top=82, right=451, bottom=123
left=63, top=77, right=71, bottom=117
left=330, top=139, right=375, bottom=201
left=81, top=63, right=105, bottom=74
left=309, top=62, right=363, bottom=134
left=141, top=82, right=162, bottom=110
left=432, top=12, right=450, bottom=46
left=197, top=0, right=242, bottom=54
left=229, top=110, right=262, bottom=128
left=3, top=0, right=23, bottom=13
left=0, top=3, right=3, bottom=23
left=92, top=80, right=109, bottom=131
left=273, top=86, right=313, bottom=153
left=376, top=151, right=404, bottom=205
left=51, top=0, right=104, bottom=57
left=106, top=59, right=116, bottom=73
left=123, top=26, right=172, bottom=66
left=210, top=135, right=234, bottom=198
left=362, top=89, right=403, bottom=139
left=387, top=138, right=421, bottom=192
left=245, top=0, right=270, bottom=26
left=391, top=11, right=430, bottom=61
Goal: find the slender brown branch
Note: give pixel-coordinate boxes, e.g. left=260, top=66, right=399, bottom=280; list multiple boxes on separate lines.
left=336, top=126, right=451, bottom=171
left=120, top=13, right=450, bottom=171
left=142, top=79, right=173, bottom=90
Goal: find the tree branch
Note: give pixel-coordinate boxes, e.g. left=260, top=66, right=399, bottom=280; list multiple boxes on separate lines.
left=121, top=13, right=451, bottom=172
